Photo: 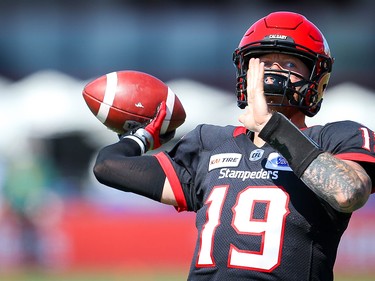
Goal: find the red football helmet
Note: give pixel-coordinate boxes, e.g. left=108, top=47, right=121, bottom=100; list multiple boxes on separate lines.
left=233, top=11, right=334, bottom=116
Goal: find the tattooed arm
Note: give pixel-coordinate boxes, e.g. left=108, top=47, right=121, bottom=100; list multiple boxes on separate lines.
left=301, top=153, right=372, bottom=213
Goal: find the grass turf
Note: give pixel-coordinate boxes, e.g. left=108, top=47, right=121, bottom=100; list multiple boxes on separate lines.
left=0, top=268, right=373, bottom=281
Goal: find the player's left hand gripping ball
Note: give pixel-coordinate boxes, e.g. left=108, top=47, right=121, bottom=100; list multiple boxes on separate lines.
left=82, top=70, right=186, bottom=135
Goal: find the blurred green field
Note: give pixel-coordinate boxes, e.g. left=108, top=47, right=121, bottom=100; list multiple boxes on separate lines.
left=0, top=269, right=374, bottom=281
left=0, top=269, right=186, bottom=281
left=335, top=276, right=375, bottom=281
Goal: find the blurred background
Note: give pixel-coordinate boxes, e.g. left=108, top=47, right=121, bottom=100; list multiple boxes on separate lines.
left=0, top=0, right=374, bottom=280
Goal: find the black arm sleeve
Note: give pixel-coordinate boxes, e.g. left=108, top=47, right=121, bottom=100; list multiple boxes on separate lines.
left=93, top=138, right=166, bottom=202
left=259, top=112, right=324, bottom=178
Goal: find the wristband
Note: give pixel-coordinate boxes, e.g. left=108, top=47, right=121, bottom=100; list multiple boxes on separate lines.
left=122, top=135, right=146, bottom=155
left=258, top=112, right=323, bottom=177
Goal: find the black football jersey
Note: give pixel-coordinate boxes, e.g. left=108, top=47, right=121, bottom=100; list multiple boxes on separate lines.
left=154, top=120, right=375, bottom=281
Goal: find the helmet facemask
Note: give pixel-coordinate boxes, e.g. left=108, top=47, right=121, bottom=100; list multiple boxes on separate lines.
left=233, top=41, right=332, bottom=117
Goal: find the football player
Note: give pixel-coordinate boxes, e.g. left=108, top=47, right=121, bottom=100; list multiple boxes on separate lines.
left=93, top=11, right=375, bottom=280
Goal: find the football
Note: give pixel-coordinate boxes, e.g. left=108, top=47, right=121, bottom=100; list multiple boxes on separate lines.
left=82, top=70, right=186, bottom=134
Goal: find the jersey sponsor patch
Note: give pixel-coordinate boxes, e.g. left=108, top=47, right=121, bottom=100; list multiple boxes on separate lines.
left=209, top=153, right=242, bottom=171
left=265, top=152, right=293, bottom=171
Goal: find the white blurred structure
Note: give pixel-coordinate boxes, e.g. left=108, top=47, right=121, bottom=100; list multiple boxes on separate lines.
left=0, top=70, right=374, bottom=158
left=307, top=82, right=375, bottom=129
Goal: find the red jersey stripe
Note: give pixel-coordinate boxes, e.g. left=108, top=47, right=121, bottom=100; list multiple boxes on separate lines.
left=154, top=152, right=188, bottom=212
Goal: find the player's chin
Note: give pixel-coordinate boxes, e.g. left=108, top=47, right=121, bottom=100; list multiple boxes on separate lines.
left=266, top=97, right=285, bottom=107
left=272, top=105, right=301, bottom=117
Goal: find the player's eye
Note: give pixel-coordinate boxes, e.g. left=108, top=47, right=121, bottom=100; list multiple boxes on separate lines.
left=262, top=61, right=274, bottom=68
left=283, top=61, right=297, bottom=69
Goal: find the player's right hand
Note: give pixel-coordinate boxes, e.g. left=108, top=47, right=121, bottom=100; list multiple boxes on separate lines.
left=133, top=101, right=174, bottom=151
